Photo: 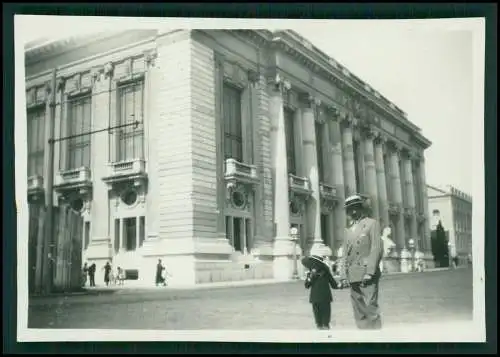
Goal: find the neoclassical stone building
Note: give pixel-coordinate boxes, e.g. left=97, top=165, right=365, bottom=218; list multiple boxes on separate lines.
left=428, top=185, right=472, bottom=265
left=25, top=29, right=433, bottom=286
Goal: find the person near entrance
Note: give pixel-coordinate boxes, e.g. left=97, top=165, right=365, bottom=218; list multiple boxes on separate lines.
left=338, top=194, right=384, bottom=330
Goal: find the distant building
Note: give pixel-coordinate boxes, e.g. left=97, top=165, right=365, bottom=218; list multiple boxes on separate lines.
left=427, top=185, right=472, bottom=265
left=24, top=29, right=433, bottom=287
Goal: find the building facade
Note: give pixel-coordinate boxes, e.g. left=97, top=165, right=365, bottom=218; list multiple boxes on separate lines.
left=25, top=29, right=433, bottom=286
left=427, top=185, right=472, bottom=265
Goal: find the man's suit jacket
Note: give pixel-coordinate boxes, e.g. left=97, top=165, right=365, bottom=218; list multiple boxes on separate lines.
left=339, top=217, right=384, bottom=283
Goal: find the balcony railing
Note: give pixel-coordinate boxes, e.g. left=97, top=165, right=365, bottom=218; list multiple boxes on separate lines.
left=319, top=183, right=339, bottom=201
left=54, top=167, right=92, bottom=193
left=224, top=158, right=259, bottom=185
left=288, top=173, right=312, bottom=197
left=27, top=175, right=44, bottom=201
left=102, top=159, right=147, bottom=187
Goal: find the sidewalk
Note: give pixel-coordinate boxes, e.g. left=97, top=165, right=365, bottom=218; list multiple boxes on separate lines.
left=29, top=266, right=462, bottom=299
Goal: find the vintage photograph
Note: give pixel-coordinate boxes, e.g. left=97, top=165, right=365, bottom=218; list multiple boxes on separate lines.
left=15, top=15, right=485, bottom=342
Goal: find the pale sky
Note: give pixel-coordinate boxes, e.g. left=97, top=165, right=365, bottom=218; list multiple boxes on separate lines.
left=17, top=16, right=483, bottom=195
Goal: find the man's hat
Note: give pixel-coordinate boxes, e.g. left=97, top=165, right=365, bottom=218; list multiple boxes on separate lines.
left=344, top=194, right=364, bottom=208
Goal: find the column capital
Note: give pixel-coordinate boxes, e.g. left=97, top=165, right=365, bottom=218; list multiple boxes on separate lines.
left=339, top=113, right=358, bottom=128
left=387, top=139, right=403, bottom=153
left=267, top=73, right=291, bottom=94
left=361, top=126, right=378, bottom=140
left=373, top=131, right=388, bottom=145
left=299, top=93, right=322, bottom=109
left=324, top=104, right=341, bottom=119
left=144, top=48, right=158, bottom=68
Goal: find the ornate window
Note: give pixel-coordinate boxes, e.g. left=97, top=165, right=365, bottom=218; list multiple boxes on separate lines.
left=27, top=106, right=45, bottom=177
left=223, top=83, right=243, bottom=162
left=66, top=94, right=92, bottom=169
left=117, top=80, right=144, bottom=161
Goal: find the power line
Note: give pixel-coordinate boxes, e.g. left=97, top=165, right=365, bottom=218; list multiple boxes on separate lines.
left=48, top=120, right=141, bottom=144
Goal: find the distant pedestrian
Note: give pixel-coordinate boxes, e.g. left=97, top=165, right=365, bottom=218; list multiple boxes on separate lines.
left=103, top=261, right=112, bottom=286
left=302, top=255, right=339, bottom=330
left=156, top=259, right=167, bottom=287
left=82, top=262, right=89, bottom=287
left=88, top=263, right=96, bottom=287
left=117, top=267, right=125, bottom=285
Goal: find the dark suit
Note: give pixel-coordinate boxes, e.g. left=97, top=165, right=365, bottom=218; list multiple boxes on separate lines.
left=305, top=270, right=338, bottom=329
left=339, top=216, right=384, bottom=329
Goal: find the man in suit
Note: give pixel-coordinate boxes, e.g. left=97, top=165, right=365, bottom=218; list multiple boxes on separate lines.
left=338, top=194, right=384, bottom=330
left=304, top=260, right=338, bottom=330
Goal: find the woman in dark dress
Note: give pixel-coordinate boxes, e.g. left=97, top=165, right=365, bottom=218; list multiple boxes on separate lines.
left=103, top=261, right=112, bottom=286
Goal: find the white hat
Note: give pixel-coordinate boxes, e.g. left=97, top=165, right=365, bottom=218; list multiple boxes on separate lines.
left=344, top=194, right=364, bottom=208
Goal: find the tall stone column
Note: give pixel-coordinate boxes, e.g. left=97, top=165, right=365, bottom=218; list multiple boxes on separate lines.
left=320, top=116, right=335, bottom=252
left=86, top=66, right=113, bottom=262
left=268, top=77, right=293, bottom=279
left=403, top=150, right=419, bottom=251
left=419, top=154, right=433, bottom=260
left=144, top=52, right=160, bottom=243
left=327, top=109, right=346, bottom=256
left=302, top=96, right=331, bottom=257
left=340, top=116, right=357, bottom=197
left=374, top=134, right=389, bottom=228
left=362, top=127, right=379, bottom=222
left=388, top=142, right=405, bottom=251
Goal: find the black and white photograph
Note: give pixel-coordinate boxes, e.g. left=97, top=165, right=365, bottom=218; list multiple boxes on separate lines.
left=14, top=15, right=486, bottom=343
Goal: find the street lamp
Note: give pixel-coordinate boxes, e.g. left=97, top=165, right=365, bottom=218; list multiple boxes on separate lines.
left=408, top=239, right=416, bottom=272
left=290, top=227, right=299, bottom=280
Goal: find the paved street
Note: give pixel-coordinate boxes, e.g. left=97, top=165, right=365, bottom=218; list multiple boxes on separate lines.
left=28, top=268, right=473, bottom=330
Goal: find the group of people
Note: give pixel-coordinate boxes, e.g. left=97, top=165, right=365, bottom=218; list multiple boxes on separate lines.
left=82, top=261, right=125, bottom=287
left=304, top=194, right=390, bottom=330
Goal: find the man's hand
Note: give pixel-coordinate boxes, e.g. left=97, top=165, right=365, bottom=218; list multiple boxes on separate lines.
left=361, top=274, right=373, bottom=287
left=339, top=279, right=349, bottom=289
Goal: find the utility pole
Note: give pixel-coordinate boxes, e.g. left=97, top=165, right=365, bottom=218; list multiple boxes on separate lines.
left=42, top=69, right=57, bottom=295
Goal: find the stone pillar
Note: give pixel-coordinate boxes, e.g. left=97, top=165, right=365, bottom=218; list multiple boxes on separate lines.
left=403, top=150, right=419, bottom=253
left=419, top=154, right=433, bottom=262
left=302, top=96, right=331, bottom=257
left=374, top=134, right=389, bottom=228
left=388, top=142, right=405, bottom=252
left=362, top=127, right=379, bottom=222
left=340, top=116, right=357, bottom=197
left=268, top=78, right=293, bottom=279
left=86, top=66, right=113, bottom=262
left=145, top=52, right=160, bottom=243
left=320, top=114, right=335, bottom=252
left=327, top=109, right=345, bottom=257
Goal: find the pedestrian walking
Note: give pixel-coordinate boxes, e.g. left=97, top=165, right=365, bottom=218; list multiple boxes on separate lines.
left=302, top=255, right=339, bottom=330
left=155, top=259, right=167, bottom=287
left=82, top=262, right=89, bottom=287
left=338, top=194, right=384, bottom=330
left=103, top=261, right=112, bottom=287
left=88, top=263, right=96, bottom=287
left=117, top=267, right=125, bottom=285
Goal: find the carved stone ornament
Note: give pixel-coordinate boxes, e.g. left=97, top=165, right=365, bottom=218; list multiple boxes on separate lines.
left=144, top=49, right=158, bottom=67
left=90, top=67, right=102, bottom=83
left=226, top=182, right=250, bottom=210
left=269, top=73, right=291, bottom=93
left=104, top=62, right=114, bottom=77
left=56, top=77, right=66, bottom=93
